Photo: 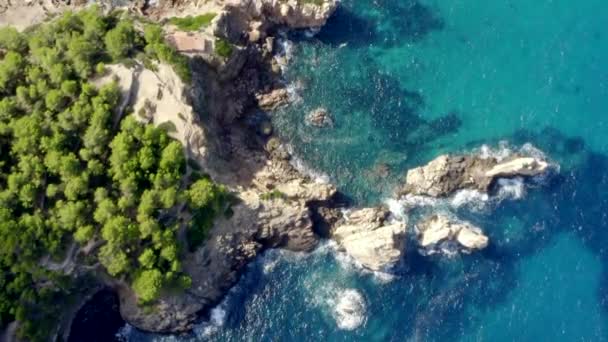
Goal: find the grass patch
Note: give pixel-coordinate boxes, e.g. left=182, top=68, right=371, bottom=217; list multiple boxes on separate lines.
left=214, top=38, right=233, bottom=58
left=169, top=13, right=217, bottom=31
left=260, top=189, right=287, bottom=201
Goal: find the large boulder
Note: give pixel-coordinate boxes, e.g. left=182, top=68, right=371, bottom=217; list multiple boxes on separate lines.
left=415, top=215, right=488, bottom=252
left=399, top=154, right=549, bottom=197
left=332, top=208, right=406, bottom=271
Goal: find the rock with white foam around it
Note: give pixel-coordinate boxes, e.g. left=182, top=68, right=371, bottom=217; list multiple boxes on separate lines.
left=332, top=289, right=366, bottom=331
left=398, top=152, right=551, bottom=198
left=331, top=208, right=406, bottom=272
left=416, top=214, right=488, bottom=253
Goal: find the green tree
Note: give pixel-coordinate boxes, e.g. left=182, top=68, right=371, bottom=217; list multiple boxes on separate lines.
left=131, top=269, right=163, bottom=303
left=104, top=21, right=136, bottom=60
left=0, top=51, right=24, bottom=93
left=138, top=249, right=156, bottom=269
left=99, top=245, right=130, bottom=276
left=0, top=27, right=26, bottom=52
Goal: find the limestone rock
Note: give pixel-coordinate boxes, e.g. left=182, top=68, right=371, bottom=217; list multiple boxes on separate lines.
left=456, top=226, right=489, bottom=250
left=213, top=0, right=338, bottom=43
left=306, top=107, right=333, bottom=128
left=484, top=157, right=549, bottom=178
left=415, top=215, right=488, bottom=252
left=332, top=208, right=406, bottom=271
left=256, top=88, right=290, bottom=110
left=399, top=154, right=550, bottom=197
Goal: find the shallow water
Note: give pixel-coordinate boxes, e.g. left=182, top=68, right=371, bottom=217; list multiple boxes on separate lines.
left=126, top=1, right=608, bottom=341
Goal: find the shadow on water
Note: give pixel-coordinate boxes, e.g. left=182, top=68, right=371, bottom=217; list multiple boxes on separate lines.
left=316, top=0, right=444, bottom=48
left=316, top=5, right=378, bottom=47
left=68, top=289, right=124, bottom=342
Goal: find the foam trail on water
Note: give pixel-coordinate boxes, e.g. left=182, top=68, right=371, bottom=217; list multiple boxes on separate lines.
left=286, top=144, right=331, bottom=184
left=194, top=304, right=228, bottom=339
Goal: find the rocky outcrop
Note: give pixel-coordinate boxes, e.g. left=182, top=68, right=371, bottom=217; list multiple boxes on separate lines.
left=213, top=0, right=338, bottom=43
left=399, top=154, right=550, bottom=197
left=256, top=87, right=290, bottom=110
left=331, top=208, right=406, bottom=271
left=415, top=215, right=488, bottom=253
left=306, top=107, right=333, bottom=128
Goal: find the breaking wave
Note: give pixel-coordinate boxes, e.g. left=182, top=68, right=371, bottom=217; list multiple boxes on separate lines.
left=286, top=144, right=332, bottom=184
left=329, top=289, right=367, bottom=330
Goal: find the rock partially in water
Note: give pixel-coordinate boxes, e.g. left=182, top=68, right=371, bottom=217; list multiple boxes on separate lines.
left=256, top=88, right=290, bottom=110
left=398, top=154, right=550, bottom=198
left=331, top=208, right=406, bottom=271
left=331, top=289, right=366, bottom=331
left=306, top=107, right=334, bottom=128
left=416, top=214, right=488, bottom=253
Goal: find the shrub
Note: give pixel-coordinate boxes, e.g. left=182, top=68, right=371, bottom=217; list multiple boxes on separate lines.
left=169, top=13, right=217, bottom=31
left=214, top=38, right=233, bottom=58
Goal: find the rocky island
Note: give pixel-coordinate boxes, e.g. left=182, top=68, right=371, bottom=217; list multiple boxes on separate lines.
left=0, top=1, right=557, bottom=341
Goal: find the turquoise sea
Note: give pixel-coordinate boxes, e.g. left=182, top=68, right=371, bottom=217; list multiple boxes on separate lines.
left=126, top=0, right=608, bottom=340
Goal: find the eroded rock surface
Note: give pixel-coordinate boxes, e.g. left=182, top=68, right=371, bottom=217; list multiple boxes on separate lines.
left=332, top=208, right=406, bottom=271
left=306, top=107, right=333, bottom=128
left=399, top=154, right=550, bottom=198
left=416, top=215, right=488, bottom=253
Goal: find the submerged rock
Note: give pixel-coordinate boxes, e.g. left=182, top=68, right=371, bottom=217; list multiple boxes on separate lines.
left=399, top=154, right=550, bottom=198
left=331, top=289, right=366, bottom=331
left=306, top=107, right=334, bottom=128
left=331, top=208, right=406, bottom=271
left=415, top=214, right=488, bottom=253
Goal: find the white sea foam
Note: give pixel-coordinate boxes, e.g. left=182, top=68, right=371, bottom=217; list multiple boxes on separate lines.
left=496, top=177, right=526, bottom=200
left=285, top=80, right=304, bottom=104
left=450, top=189, right=490, bottom=210
left=286, top=144, right=331, bottom=184
left=273, top=36, right=295, bottom=74
left=385, top=198, right=408, bottom=220
left=304, top=28, right=321, bottom=38
left=195, top=304, right=228, bottom=338
left=477, top=141, right=514, bottom=161
left=328, top=289, right=367, bottom=330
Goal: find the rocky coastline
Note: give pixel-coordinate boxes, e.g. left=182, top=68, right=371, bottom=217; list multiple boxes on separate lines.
left=0, top=1, right=557, bottom=340
left=100, top=0, right=345, bottom=335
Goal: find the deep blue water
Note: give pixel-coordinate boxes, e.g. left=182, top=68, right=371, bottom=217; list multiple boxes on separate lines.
left=127, top=1, right=608, bottom=340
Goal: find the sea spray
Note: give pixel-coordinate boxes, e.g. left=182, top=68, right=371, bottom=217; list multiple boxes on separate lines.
left=329, top=289, right=367, bottom=330
left=286, top=144, right=332, bottom=184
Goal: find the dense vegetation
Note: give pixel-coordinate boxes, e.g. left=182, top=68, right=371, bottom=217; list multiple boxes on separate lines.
left=168, top=13, right=217, bottom=31
left=0, top=7, right=225, bottom=341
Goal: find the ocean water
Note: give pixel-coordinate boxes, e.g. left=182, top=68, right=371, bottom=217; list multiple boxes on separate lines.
left=126, top=0, right=608, bottom=341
